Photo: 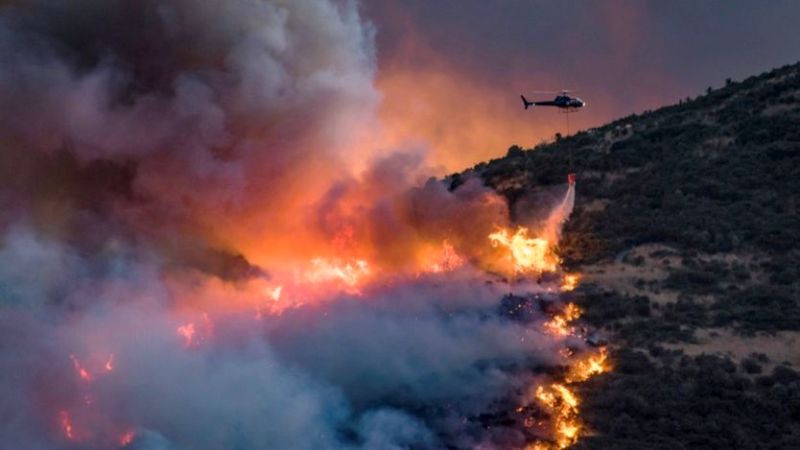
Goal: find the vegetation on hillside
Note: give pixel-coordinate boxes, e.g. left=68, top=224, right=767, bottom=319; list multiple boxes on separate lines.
left=462, top=62, right=800, bottom=448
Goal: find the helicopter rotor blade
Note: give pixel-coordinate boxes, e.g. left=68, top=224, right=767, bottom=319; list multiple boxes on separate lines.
left=527, top=89, right=579, bottom=94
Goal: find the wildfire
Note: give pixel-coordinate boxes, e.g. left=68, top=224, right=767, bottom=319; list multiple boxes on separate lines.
left=305, top=258, right=371, bottom=287
left=41, top=164, right=596, bottom=449
left=424, top=240, right=465, bottom=273
left=534, top=383, right=581, bottom=449
left=523, top=276, right=611, bottom=449
left=529, top=348, right=610, bottom=449
left=2, top=0, right=607, bottom=446
left=489, top=227, right=559, bottom=274
left=566, top=347, right=610, bottom=383
left=544, top=303, right=582, bottom=336
left=530, top=349, right=610, bottom=450
left=560, top=274, right=580, bottom=292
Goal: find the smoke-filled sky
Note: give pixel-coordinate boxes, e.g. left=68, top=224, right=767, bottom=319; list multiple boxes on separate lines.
left=365, top=0, right=800, bottom=170
left=0, top=1, right=590, bottom=449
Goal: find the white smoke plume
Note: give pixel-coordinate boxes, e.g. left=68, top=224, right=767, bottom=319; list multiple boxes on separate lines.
left=0, top=1, right=582, bottom=449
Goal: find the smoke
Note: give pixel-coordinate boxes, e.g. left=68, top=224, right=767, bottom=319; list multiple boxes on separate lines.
left=0, top=256, right=575, bottom=449
left=0, top=0, right=379, bottom=268
left=542, top=183, right=575, bottom=244
left=0, top=1, right=582, bottom=449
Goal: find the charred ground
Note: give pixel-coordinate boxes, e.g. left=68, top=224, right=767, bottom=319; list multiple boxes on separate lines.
left=459, top=62, right=800, bottom=448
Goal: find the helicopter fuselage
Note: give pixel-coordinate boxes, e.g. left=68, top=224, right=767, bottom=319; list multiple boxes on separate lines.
left=521, top=93, right=585, bottom=110
left=538, top=95, right=585, bottom=109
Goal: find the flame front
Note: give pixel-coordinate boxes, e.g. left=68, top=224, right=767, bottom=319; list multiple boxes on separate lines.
left=489, top=227, right=560, bottom=275
left=544, top=303, right=583, bottom=337
left=534, top=384, right=581, bottom=449
left=37, top=175, right=599, bottom=449
left=525, top=296, right=611, bottom=449
left=561, top=274, right=580, bottom=292
left=567, top=348, right=610, bottom=383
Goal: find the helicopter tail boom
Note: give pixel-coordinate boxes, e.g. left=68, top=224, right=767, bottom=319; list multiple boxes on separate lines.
left=520, top=95, right=534, bottom=110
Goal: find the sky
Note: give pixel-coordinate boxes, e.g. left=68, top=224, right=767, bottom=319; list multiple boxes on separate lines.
left=364, top=0, right=800, bottom=171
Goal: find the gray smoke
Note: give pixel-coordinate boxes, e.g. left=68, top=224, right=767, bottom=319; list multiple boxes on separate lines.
left=0, top=1, right=574, bottom=449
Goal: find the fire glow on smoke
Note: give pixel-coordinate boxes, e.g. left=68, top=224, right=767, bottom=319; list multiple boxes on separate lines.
left=0, top=1, right=608, bottom=449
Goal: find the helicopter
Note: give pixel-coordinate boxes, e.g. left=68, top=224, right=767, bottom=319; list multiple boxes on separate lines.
left=519, top=91, right=583, bottom=184
left=520, top=90, right=586, bottom=111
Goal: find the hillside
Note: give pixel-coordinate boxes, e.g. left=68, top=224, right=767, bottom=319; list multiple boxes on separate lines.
left=462, top=62, right=800, bottom=448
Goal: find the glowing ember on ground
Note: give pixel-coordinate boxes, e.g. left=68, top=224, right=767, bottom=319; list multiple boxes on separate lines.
left=104, top=354, right=115, bottom=372
left=489, top=226, right=560, bottom=274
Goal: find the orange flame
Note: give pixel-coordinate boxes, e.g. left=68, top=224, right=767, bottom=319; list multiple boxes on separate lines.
left=544, top=303, right=582, bottom=336
left=560, top=274, right=580, bottom=292
left=305, top=258, right=371, bottom=288
left=566, top=347, right=610, bottom=383
left=524, top=272, right=611, bottom=449
left=534, top=383, right=581, bottom=449
left=489, top=227, right=559, bottom=274
left=423, top=240, right=465, bottom=274
left=43, top=166, right=591, bottom=448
